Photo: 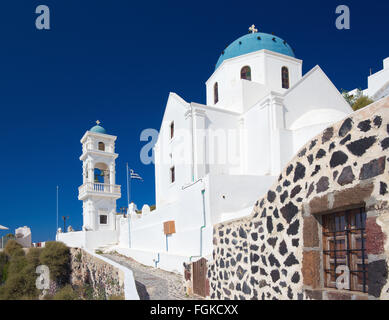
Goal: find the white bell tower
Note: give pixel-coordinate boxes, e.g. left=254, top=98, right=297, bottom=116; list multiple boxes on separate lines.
left=78, top=121, right=121, bottom=231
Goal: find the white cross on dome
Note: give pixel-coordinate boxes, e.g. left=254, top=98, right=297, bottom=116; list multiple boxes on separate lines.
left=249, top=24, right=258, bottom=33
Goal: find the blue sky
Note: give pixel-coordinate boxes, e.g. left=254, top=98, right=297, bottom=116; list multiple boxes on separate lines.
left=0, top=0, right=388, bottom=242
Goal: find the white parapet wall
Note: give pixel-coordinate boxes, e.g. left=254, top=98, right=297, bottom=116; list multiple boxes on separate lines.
left=84, top=230, right=118, bottom=249
left=57, top=231, right=86, bottom=248
left=83, top=249, right=139, bottom=300
left=113, top=247, right=192, bottom=274
left=57, top=230, right=118, bottom=249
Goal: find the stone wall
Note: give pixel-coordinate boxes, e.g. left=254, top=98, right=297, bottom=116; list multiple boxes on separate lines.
left=70, top=248, right=124, bottom=299
left=208, top=97, right=389, bottom=300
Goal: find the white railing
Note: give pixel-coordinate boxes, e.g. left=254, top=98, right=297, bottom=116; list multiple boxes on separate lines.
left=79, top=182, right=121, bottom=195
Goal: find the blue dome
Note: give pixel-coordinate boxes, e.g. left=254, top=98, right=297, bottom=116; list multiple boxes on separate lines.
left=215, top=32, right=295, bottom=70
left=90, top=125, right=107, bottom=134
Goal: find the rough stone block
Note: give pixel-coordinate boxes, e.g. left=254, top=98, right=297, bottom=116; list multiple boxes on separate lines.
left=302, top=250, right=321, bottom=289
left=333, top=183, right=374, bottom=210
left=327, top=291, right=352, bottom=300
left=330, top=151, right=348, bottom=168
left=309, top=195, right=329, bottom=215
left=338, top=118, right=353, bottom=137
left=359, top=157, right=386, bottom=180
left=337, top=166, right=355, bottom=186
left=305, top=289, right=323, bottom=300
left=316, top=177, right=330, bottom=194
left=346, top=136, right=376, bottom=157
left=368, top=260, right=388, bottom=298
left=303, top=216, right=319, bottom=248
left=322, top=127, right=334, bottom=144
left=366, top=217, right=386, bottom=255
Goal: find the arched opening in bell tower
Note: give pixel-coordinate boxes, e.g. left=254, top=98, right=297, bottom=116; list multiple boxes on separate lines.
left=93, top=162, right=110, bottom=185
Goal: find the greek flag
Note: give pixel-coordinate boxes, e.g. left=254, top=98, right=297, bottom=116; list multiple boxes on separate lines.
left=130, top=169, right=143, bottom=181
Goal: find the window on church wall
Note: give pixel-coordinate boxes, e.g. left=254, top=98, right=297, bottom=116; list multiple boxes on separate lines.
left=282, top=66, right=290, bottom=89
left=170, top=166, right=175, bottom=184
left=98, top=142, right=105, bottom=151
left=214, top=82, right=219, bottom=104
left=99, top=215, right=108, bottom=225
left=240, top=66, right=251, bottom=81
left=170, top=121, right=174, bottom=140
left=322, top=207, right=368, bottom=294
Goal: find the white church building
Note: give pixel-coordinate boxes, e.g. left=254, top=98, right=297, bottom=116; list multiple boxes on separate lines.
left=58, top=26, right=354, bottom=274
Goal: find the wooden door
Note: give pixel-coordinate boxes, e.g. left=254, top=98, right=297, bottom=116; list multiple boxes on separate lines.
left=193, top=258, right=207, bottom=297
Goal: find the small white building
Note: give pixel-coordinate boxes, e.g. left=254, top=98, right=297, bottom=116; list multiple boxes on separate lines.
left=350, top=57, right=389, bottom=100
left=15, top=226, right=32, bottom=248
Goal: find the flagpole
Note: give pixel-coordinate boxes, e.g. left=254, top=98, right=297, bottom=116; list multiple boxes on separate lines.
left=126, top=163, right=132, bottom=249
left=126, top=163, right=130, bottom=208
left=56, top=185, right=59, bottom=232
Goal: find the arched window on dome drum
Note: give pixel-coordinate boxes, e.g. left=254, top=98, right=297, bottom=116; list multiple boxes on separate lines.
left=98, top=142, right=105, bottom=151
left=282, top=66, right=290, bottom=89
left=240, top=66, right=251, bottom=81
left=214, top=82, right=219, bottom=104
